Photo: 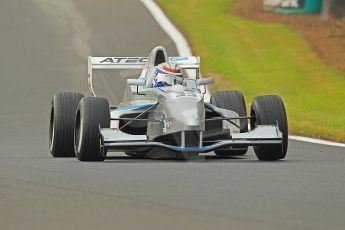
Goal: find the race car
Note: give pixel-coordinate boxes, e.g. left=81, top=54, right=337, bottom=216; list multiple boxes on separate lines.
left=49, top=46, right=288, bottom=161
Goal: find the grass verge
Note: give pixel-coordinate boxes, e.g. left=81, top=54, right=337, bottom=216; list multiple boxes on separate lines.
left=157, top=0, right=345, bottom=142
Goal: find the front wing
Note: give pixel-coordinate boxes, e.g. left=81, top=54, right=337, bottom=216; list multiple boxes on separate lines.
left=101, top=125, right=283, bottom=153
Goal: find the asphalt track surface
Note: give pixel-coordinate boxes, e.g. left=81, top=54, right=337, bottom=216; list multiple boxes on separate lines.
left=0, top=1, right=344, bottom=229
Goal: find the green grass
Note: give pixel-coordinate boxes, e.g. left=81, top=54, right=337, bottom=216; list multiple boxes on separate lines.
left=157, top=0, right=345, bottom=142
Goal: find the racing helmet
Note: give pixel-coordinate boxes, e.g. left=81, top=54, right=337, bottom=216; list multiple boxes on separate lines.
left=153, top=62, right=183, bottom=87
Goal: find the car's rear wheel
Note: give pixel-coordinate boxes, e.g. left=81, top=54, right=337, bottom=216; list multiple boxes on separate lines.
left=210, top=90, right=248, bottom=156
left=250, top=95, right=288, bottom=161
left=75, top=97, right=110, bottom=162
left=49, top=92, right=84, bottom=157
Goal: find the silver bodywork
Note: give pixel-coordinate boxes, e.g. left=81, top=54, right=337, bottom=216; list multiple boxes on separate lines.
left=88, top=46, right=282, bottom=155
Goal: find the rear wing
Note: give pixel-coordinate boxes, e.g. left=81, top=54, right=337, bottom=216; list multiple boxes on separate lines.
left=88, top=56, right=200, bottom=96
left=88, top=56, right=200, bottom=71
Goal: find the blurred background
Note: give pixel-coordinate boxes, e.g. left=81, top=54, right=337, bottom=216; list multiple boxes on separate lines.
left=158, top=0, right=345, bottom=142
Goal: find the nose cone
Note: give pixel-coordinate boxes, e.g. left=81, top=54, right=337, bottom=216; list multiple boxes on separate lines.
left=163, top=92, right=205, bottom=132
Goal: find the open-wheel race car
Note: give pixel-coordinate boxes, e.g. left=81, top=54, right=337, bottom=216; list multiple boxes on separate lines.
left=49, top=46, right=288, bottom=161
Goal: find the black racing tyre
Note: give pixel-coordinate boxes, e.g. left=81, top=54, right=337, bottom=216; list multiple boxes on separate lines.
left=250, top=95, right=288, bottom=161
left=75, top=97, right=110, bottom=162
left=49, top=92, right=84, bottom=157
left=210, top=90, right=248, bottom=156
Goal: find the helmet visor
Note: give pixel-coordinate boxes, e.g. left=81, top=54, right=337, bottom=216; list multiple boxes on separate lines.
left=154, top=69, right=183, bottom=86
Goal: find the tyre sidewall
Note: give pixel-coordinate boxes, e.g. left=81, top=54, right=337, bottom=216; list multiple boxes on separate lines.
left=49, top=92, right=84, bottom=157
left=75, top=97, right=109, bottom=161
left=251, top=95, right=288, bottom=160
left=210, top=90, right=248, bottom=156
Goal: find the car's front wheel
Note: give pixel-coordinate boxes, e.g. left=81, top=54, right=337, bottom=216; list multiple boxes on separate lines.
left=250, top=95, right=288, bottom=161
left=74, top=97, right=110, bottom=162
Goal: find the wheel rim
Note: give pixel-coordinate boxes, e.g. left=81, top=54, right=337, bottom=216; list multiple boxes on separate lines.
left=250, top=106, right=258, bottom=130
left=99, top=131, right=105, bottom=158
left=74, top=110, right=82, bottom=154
left=49, top=107, right=55, bottom=152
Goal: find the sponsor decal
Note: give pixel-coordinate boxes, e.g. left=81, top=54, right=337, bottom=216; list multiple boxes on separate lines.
left=264, top=0, right=305, bottom=9
left=166, top=120, right=173, bottom=128
left=174, top=92, right=197, bottom=97
left=169, top=57, right=189, bottom=62
left=99, top=57, right=148, bottom=64
left=163, top=119, right=173, bottom=132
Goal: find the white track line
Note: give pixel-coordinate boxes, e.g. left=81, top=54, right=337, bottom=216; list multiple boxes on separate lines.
left=140, top=0, right=192, bottom=57
left=140, top=0, right=211, bottom=102
left=141, top=0, right=344, bottom=148
left=289, top=136, right=345, bottom=147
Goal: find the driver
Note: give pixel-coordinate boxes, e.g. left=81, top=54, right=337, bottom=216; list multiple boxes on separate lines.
left=153, top=62, right=183, bottom=87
